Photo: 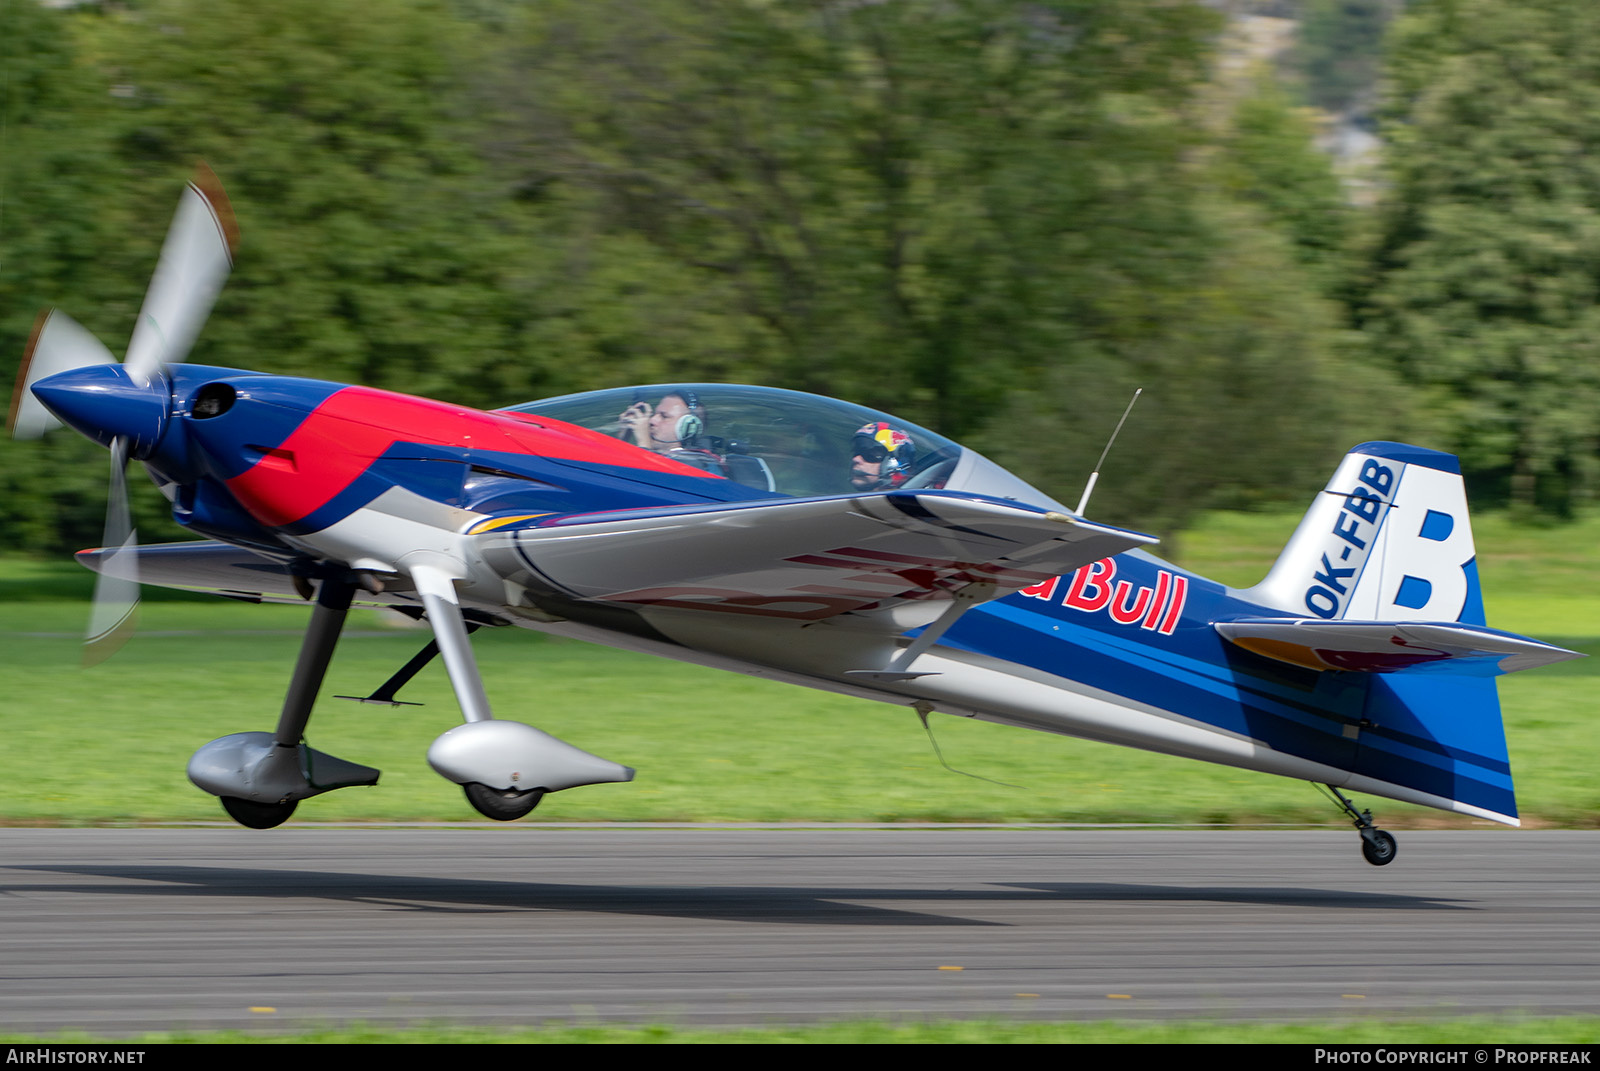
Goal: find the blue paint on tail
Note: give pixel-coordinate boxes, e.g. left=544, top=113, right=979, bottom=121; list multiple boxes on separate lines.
left=942, top=441, right=1529, bottom=822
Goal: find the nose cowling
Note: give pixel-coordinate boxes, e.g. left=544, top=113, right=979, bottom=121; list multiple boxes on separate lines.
left=30, top=364, right=169, bottom=458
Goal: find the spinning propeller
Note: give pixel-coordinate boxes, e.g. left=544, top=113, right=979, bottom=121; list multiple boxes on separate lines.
left=7, top=165, right=237, bottom=663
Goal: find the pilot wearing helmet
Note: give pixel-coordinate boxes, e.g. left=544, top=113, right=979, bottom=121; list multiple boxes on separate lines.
left=849, top=421, right=917, bottom=491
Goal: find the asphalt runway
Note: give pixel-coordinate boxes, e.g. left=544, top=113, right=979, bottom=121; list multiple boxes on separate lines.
left=1, top=828, right=1596, bottom=1034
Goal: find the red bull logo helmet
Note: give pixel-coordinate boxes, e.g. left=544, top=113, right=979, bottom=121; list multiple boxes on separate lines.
left=852, top=422, right=917, bottom=487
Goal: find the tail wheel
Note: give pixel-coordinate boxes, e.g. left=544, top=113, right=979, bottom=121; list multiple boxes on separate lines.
left=1322, top=785, right=1399, bottom=867
left=1361, top=829, right=1398, bottom=866
left=221, top=796, right=297, bottom=830
left=464, top=782, right=545, bottom=821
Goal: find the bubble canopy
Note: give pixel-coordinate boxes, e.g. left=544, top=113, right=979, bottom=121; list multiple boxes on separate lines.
left=501, top=383, right=1065, bottom=510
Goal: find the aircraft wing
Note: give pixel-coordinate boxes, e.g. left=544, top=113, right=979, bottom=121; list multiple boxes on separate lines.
left=74, top=541, right=398, bottom=607
left=491, top=490, right=1156, bottom=622
left=76, top=492, right=1157, bottom=627
left=1216, top=618, right=1583, bottom=676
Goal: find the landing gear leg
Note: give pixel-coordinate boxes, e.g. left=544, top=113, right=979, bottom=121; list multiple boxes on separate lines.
left=189, top=576, right=380, bottom=828
left=1324, top=785, right=1398, bottom=866
left=272, top=577, right=357, bottom=747
left=410, top=565, right=633, bottom=820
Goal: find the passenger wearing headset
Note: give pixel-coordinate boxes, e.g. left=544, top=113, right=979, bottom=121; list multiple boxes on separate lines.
left=617, top=390, right=728, bottom=476
left=618, top=390, right=707, bottom=453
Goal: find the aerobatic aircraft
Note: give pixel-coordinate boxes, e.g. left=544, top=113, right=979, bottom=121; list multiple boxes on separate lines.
left=10, top=171, right=1580, bottom=864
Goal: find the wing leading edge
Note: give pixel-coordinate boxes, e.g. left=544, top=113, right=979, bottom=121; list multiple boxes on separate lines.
left=486, top=490, right=1157, bottom=623
left=74, top=541, right=405, bottom=607
left=77, top=492, right=1158, bottom=627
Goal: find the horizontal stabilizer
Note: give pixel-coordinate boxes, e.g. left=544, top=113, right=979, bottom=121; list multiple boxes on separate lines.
left=1216, top=618, right=1582, bottom=676
left=492, top=490, right=1156, bottom=623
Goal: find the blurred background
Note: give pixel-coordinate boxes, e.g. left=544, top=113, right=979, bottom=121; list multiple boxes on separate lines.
left=3, top=0, right=1595, bottom=556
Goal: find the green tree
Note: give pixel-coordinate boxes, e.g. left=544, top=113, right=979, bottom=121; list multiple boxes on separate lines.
left=493, top=1, right=1229, bottom=426
left=1218, top=74, right=1351, bottom=283
left=1360, top=0, right=1600, bottom=515
left=490, top=0, right=1352, bottom=533
left=1292, top=0, right=1396, bottom=115
left=76, top=0, right=524, bottom=405
left=1, top=0, right=529, bottom=552
left=0, top=0, right=1367, bottom=554
left=0, top=0, right=130, bottom=553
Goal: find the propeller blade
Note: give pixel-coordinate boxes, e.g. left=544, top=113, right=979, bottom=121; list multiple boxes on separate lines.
left=7, top=310, right=117, bottom=440
left=83, top=437, right=140, bottom=666
left=122, top=163, right=238, bottom=388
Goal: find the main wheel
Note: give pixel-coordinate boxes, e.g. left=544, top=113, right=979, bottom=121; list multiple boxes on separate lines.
left=1361, top=829, right=1398, bottom=866
left=464, top=782, right=545, bottom=821
left=221, top=796, right=298, bottom=830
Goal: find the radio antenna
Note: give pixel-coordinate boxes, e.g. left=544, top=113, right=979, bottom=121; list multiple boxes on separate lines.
left=1074, top=388, right=1142, bottom=516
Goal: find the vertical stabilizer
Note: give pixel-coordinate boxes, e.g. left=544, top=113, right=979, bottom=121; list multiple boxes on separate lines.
left=1244, top=442, right=1484, bottom=626
left=1243, top=443, right=1517, bottom=824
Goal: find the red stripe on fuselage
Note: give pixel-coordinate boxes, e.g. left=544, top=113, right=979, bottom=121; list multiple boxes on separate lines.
left=225, top=385, right=719, bottom=528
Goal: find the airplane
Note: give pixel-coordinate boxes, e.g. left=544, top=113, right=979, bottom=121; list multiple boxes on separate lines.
left=8, top=170, right=1581, bottom=864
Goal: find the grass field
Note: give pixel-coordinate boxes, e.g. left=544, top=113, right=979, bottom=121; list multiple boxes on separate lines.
left=1, top=511, right=1594, bottom=828
left=1, top=516, right=1595, bottom=1045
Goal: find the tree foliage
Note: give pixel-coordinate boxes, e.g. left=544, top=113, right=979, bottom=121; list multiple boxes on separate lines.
left=0, top=0, right=130, bottom=552
left=0, top=0, right=1364, bottom=553
left=1291, top=0, right=1396, bottom=115
left=492, top=0, right=1351, bottom=533
left=88, top=0, right=521, bottom=403
left=1218, top=74, right=1351, bottom=281
left=1, top=0, right=525, bottom=549
left=1359, top=0, right=1600, bottom=515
